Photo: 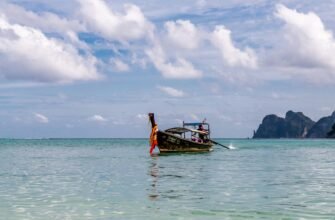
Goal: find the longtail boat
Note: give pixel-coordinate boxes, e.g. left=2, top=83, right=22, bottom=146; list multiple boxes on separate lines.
left=148, top=113, right=214, bottom=153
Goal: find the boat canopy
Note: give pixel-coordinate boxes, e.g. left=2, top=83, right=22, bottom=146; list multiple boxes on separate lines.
left=183, top=121, right=211, bottom=138
left=165, top=127, right=208, bottom=134
left=183, top=122, right=209, bottom=126
left=165, top=127, right=190, bottom=134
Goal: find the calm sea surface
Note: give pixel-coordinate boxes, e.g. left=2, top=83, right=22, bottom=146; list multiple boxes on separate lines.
left=0, top=138, right=335, bottom=219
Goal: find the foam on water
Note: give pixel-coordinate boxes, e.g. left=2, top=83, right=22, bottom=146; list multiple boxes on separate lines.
left=228, top=143, right=236, bottom=149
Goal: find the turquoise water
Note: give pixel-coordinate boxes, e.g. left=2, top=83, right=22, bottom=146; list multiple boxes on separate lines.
left=0, top=139, right=335, bottom=219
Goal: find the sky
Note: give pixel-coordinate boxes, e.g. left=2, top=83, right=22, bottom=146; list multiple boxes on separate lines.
left=1, top=0, right=335, bottom=138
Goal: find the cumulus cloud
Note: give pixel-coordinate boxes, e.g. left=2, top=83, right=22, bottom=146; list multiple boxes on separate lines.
left=274, top=5, right=335, bottom=71
left=211, top=25, right=258, bottom=68
left=34, top=113, right=49, bottom=123
left=77, top=0, right=154, bottom=42
left=88, top=115, right=108, bottom=122
left=146, top=43, right=202, bottom=79
left=165, top=20, right=200, bottom=49
left=0, top=16, right=101, bottom=83
left=149, top=19, right=259, bottom=79
left=0, top=3, right=88, bottom=50
left=0, top=3, right=85, bottom=34
left=157, top=85, right=185, bottom=97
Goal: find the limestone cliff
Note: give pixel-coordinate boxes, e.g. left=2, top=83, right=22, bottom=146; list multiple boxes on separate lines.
left=253, top=111, right=315, bottom=138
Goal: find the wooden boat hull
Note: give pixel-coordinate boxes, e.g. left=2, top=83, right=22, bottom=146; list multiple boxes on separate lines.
left=157, top=131, right=213, bottom=153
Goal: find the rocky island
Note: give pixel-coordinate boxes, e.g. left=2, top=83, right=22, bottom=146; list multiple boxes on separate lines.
left=327, top=124, right=335, bottom=138
left=253, top=111, right=335, bottom=138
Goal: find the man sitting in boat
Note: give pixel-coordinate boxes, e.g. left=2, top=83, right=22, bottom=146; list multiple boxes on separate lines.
left=197, top=124, right=208, bottom=143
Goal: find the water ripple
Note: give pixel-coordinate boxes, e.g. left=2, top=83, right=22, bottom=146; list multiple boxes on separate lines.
left=0, top=139, right=334, bottom=219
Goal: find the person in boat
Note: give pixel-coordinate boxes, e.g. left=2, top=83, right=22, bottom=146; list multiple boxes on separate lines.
left=197, top=124, right=207, bottom=142
left=149, top=123, right=158, bottom=155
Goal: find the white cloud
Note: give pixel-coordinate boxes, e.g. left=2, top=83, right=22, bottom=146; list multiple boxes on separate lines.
left=272, top=4, right=335, bottom=83
left=0, top=3, right=85, bottom=34
left=34, top=113, right=49, bottom=123
left=88, top=115, right=108, bottom=122
left=0, top=3, right=88, bottom=50
left=157, top=85, right=185, bottom=97
left=211, top=25, right=258, bottom=68
left=131, top=53, right=147, bottom=68
left=0, top=16, right=101, bottom=83
left=77, top=0, right=154, bottom=42
left=146, top=43, right=202, bottom=79
left=136, top=114, right=147, bottom=120
left=65, top=30, right=90, bottom=50
left=164, top=20, right=200, bottom=50
left=110, top=58, right=130, bottom=72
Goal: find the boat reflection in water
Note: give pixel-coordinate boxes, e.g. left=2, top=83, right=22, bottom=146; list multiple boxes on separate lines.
left=148, top=158, right=159, bottom=201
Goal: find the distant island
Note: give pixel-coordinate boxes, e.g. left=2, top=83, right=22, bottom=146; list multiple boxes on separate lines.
left=327, top=124, right=335, bottom=138
left=253, top=111, right=335, bottom=138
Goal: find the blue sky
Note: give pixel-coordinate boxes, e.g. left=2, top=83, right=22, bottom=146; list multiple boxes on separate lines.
left=1, top=0, right=335, bottom=138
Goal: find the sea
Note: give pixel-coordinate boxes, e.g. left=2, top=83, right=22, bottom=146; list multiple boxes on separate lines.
left=0, top=138, right=334, bottom=220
